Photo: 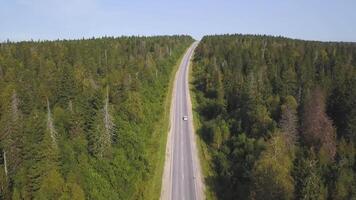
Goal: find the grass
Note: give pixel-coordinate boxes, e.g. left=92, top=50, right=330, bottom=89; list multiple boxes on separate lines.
left=188, top=49, right=217, bottom=200
left=141, top=47, right=189, bottom=200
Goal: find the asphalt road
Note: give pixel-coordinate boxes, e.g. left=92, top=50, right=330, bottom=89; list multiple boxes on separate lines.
left=161, top=42, right=204, bottom=200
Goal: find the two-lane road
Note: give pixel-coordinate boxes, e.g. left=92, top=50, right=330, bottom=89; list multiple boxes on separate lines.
left=161, top=42, right=204, bottom=200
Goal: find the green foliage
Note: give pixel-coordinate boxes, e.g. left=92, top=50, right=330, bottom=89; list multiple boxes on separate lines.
left=294, top=151, right=328, bottom=200
left=332, top=139, right=356, bottom=199
left=228, top=133, right=264, bottom=199
left=192, top=34, right=356, bottom=199
left=36, top=169, right=66, bottom=200
left=0, top=35, right=193, bottom=199
left=251, top=133, right=294, bottom=200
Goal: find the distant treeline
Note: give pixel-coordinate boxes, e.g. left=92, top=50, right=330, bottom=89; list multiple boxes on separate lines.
left=192, top=34, right=356, bottom=199
left=0, top=35, right=193, bottom=199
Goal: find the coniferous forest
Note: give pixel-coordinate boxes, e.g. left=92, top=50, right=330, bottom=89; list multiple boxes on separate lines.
left=192, top=34, right=356, bottom=200
left=0, top=35, right=193, bottom=199
left=1, top=33, right=356, bottom=200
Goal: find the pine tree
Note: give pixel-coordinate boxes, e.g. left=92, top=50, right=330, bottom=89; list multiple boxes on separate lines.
left=88, top=87, right=114, bottom=158
left=1, top=90, right=23, bottom=171
left=23, top=111, right=47, bottom=198
left=295, top=151, right=327, bottom=200
left=23, top=110, right=60, bottom=198
left=0, top=88, right=24, bottom=199
left=56, top=63, right=76, bottom=106
left=281, top=65, right=297, bottom=96
left=332, top=139, right=356, bottom=199
left=251, top=133, right=295, bottom=200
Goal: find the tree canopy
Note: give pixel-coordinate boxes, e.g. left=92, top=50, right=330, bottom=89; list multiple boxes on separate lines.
left=192, top=34, right=356, bottom=199
left=0, top=35, right=193, bottom=199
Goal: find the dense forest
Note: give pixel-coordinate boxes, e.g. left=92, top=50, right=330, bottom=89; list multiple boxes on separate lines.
left=0, top=35, right=193, bottom=199
left=192, top=34, right=356, bottom=200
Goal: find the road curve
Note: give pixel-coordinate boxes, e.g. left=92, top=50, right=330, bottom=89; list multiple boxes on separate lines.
left=160, top=41, right=204, bottom=200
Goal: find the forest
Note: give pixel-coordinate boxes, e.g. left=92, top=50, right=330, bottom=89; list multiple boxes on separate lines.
left=192, top=34, right=356, bottom=200
left=0, top=35, right=193, bottom=199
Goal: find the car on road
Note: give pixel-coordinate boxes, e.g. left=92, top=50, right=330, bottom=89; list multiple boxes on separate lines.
left=183, top=116, right=188, bottom=121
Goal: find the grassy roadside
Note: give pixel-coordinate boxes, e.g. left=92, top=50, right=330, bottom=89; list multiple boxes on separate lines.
left=188, top=48, right=217, bottom=200
left=141, top=46, right=189, bottom=200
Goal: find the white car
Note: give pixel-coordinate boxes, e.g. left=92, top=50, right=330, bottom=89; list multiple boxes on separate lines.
left=183, top=116, right=188, bottom=121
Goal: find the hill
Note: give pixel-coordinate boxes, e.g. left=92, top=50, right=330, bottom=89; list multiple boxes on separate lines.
left=0, top=35, right=193, bottom=199
left=192, top=34, right=356, bottom=199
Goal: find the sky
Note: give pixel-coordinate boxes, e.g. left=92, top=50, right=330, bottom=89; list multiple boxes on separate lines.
left=1, top=0, right=356, bottom=42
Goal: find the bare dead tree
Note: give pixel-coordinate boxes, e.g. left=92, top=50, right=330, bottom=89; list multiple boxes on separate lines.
left=1, top=91, right=22, bottom=177
left=3, top=151, right=7, bottom=177
left=279, top=105, right=298, bottom=147
left=0, top=65, right=3, bottom=80
left=261, top=39, right=267, bottom=60
left=103, top=86, right=114, bottom=149
left=46, top=98, right=57, bottom=147
left=68, top=100, right=73, bottom=113
left=11, top=91, right=20, bottom=122
left=303, top=87, right=336, bottom=160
